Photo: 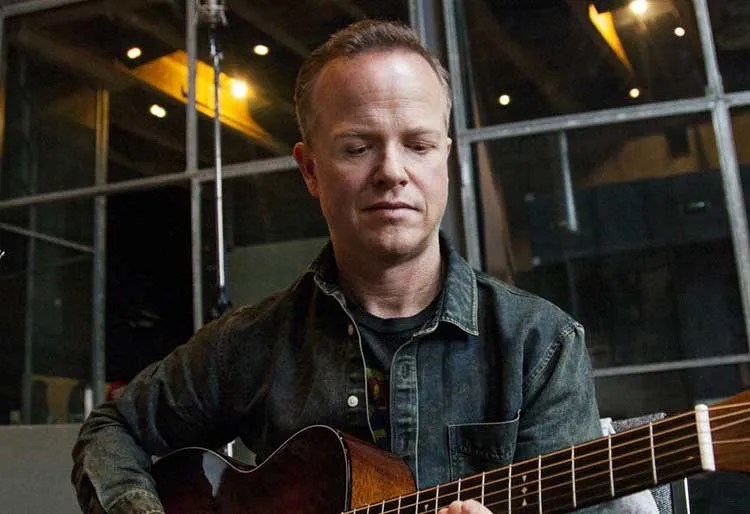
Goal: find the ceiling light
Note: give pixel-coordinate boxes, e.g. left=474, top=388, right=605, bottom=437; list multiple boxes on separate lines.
left=230, top=79, right=249, bottom=99
left=126, top=47, right=142, bottom=60
left=498, top=94, right=511, bottom=106
left=253, top=44, right=269, bottom=56
left=629, top=87, right=641, bottom=99
left=674, top=26, right=686, bottom=37
left=629, top=0, right=648, bottom=15
left=149, top=104, right=167, bottom=118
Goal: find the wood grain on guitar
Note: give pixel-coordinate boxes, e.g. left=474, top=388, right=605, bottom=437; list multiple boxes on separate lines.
left=152, top=391, right=750, bottom=513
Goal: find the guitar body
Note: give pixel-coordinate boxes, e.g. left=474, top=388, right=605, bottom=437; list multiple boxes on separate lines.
left=152, top=391, right=750, bottom=514
left=152, top=425, right=415, bottom=514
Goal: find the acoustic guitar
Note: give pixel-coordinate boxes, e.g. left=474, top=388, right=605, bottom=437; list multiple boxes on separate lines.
left=151, top=390, right=750, bottom=513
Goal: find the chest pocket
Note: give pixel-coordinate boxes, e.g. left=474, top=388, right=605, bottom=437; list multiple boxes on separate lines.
left=447, top=414, right=520, bottom=481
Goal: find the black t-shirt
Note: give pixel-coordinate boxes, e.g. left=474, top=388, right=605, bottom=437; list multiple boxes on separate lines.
left=350, top=298, right=438, bottom=449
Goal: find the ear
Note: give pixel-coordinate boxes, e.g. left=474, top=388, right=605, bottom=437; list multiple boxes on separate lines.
left=293, top=142, right=320, bottom=198
left=446, top=136, right=452, bottom=156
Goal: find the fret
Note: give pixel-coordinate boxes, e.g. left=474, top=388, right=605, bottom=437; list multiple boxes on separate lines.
left=481, top=472, right=486, bottom=505
left=649, top=422, right=657, bottom=485
left=459, top=474, right=484, bottom=505
left=536, top=456, right=542, bottom=514
left=480, top=468, right=510, bottom=513
left=612, top=425, right=657, bottom=496
left=539, top=449, right=573, bottom=512
left=400, top=491, right=418, bottom=514
left=438, top=479, right=459, bottom=507
left=380, top=499, right=386, bottom=514
left=382, top=498, right=398, bottom=514
left=415, top=487, right=438, bottom=513
left=507, top=464, right=512, bottom=513
left=653, top=415, right=704, bottom=484
left=507, top=458, right=541, bottom=513
left=457, top=477, right=462, bottom=501
left=608, top=433, right=614, bottom=497
left=434, top=484, right=440, bottom=513
left=571, top=436, right=612, bottom=507
left=571, top=446, right=576, bottom=509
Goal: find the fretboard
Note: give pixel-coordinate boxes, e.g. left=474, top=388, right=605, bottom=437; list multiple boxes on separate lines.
left=349, top=412, right=705, bottom=514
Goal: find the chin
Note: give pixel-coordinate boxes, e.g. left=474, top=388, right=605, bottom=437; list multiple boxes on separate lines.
left=361, top=228, right=434, bottom=260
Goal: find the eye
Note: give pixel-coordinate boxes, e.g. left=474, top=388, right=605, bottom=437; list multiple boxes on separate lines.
left=408, top=141, right=435, bottom=154
left=345, top=145, right=369, bottom=156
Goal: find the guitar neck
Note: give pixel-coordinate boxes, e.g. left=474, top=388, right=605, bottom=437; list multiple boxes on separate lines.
left=349, top=401, right=741, bottom=514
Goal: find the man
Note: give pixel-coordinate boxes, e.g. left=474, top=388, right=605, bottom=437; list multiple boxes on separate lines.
left=73, top=20, right=615, bottom=514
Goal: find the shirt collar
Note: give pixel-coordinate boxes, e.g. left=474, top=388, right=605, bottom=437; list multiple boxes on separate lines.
left=307, top=232, right=479, bottom=336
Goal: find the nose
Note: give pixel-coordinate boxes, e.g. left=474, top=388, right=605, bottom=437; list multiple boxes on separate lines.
left=373, top=144, right=408, bottom=188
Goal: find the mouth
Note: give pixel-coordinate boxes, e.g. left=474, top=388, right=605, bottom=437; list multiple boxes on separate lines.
left=364, top=201, right=416, bottom=211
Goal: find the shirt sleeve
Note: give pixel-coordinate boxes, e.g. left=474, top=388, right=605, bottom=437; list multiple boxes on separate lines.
left=71, top=319, right=233, bottom=513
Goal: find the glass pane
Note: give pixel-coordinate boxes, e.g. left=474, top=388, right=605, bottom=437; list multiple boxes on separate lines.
left=709, top=0, right=750, bottom=93
left=201, top=168, right=328, bottom=319
left=459, top=0, right=707, bottom=127
left=476, top=113, right=747, bottom=369
left=0, top=200, right=93, bottom=425
left=106, top=188, right=193, bottom=383
left=2, top=3, right=186, bottom=187
left=199, top=0, right=410, bottom=166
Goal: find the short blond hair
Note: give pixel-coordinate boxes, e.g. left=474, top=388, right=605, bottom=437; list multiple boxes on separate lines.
left=294, top=19, right=452, bottom=143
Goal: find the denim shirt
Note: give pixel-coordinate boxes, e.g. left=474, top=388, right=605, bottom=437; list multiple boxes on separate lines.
left=72, top=238, right=611, bottom=514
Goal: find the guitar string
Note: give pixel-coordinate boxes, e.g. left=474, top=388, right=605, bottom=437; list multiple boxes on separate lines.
left=346, top=407, right=750, bottom=514
left=344, top=404, right=749, bottom=514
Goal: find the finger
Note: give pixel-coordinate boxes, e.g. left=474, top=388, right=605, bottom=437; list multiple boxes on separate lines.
left=462, top=499, right=491, bottom=513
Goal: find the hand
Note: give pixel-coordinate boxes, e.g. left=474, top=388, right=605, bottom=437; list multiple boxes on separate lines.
left=438, top=499, right=493, bottom=514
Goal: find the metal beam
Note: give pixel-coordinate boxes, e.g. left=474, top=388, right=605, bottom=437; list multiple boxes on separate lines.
left=0, top=155, right=297, bottom=210
left=442, top=0, right=481, bottom=268
left=462, top=96, right=715, bottom=143
left=0, top=0, right=88, bottom=18
left=593, top=354, right=750, bottom=378
left=694, top=0, right=750, bottom=354
left=0, top=221, right=94, bottom=253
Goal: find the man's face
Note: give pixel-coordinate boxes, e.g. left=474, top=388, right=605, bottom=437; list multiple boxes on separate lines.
left=294, top=49, right=452, bottom=262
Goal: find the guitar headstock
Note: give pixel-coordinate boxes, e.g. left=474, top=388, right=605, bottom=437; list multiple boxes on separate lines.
left=708, top=390, right=750, bottom=473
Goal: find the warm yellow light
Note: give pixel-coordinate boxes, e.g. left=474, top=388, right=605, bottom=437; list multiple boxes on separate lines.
left=253, top=44, right=269, bottom=56
left=126, top=47, right=142, bottom=60
left=149, top=104, right=167, bottom=118
left=629, top=88, right=641, bottom=99
left=230, top=79, right=249, bottom=99
left=498, top=94, right=511, bottom=106
left=674, top=26, right=686, bottom=37
left=629, top=0, right=648, bottom=15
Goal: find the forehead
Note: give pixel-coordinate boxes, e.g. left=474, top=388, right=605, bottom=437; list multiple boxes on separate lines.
left=308, top=49, right=445, bottom=129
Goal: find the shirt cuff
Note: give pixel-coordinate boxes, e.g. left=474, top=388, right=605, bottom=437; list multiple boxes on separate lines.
left=107, top=489, right=164, bottom=514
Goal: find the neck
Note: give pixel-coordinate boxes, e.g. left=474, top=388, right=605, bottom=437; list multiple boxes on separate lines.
left=334, top=238, right=443, bottom=319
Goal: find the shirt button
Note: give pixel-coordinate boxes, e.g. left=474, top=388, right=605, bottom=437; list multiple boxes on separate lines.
left=347, top=324, right=354, bottom=336
left=347, top=395, right=359, bottom=408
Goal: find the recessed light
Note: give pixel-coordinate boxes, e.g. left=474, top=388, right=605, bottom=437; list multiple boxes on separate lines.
left=629, top=87, right=641, bottom=99
left=149, top=104, right=167, bottom=118
left=498, top=94, right=511, bottom=106
left=674, top=27, right=686, bottom=37
left=253, top=44, right=269, bottom=56
left=126, top=47, right=142, bottom=60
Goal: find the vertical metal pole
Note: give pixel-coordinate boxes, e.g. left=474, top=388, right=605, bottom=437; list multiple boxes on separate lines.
left=0, top=14, right=7, bottom=180
left=694, top=0, right=750, bottom=352
left=441, top=0, right=482, bottom=268
left=92, top=89, right=109, bottom=407
left=19, top=53, right=36, bottom=423
left=557, top=131, right=579, bottom=233
left=210, top=31, right=229, bottom=313
left=186, top=0, right=204, bottom=330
